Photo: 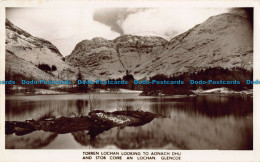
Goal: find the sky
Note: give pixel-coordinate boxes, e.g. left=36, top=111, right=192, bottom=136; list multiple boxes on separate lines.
left=6, top=7, right=245, bottom=56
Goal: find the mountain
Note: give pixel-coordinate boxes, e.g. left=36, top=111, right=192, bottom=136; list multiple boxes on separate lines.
left=140, top=13, right=253, bottom=77
left=66, top=36, right=167, bottom=80
left=67, top=13, right=253, bottom=80
left=6, top=12, right=253, bottom=82
left=5, top=19, right=76, bottom=80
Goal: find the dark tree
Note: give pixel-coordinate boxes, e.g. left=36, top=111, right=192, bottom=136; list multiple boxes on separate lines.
left=51, top=65, right=57, bottom=71
left=76, top=69, right=88, bottom=92
left=38, top=64, right=51, bottom=72
left=123, top=70, right=135, bottom=89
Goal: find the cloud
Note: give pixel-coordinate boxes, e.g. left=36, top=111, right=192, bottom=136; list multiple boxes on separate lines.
left=93, top=8, right=229, bottom=40
left=93, top=8, right=149, bottom=35
left=123, top=8, right=229, bottom=39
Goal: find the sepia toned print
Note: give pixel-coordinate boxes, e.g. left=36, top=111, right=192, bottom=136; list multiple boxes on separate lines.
left=5, top=7, right=253, bottom=150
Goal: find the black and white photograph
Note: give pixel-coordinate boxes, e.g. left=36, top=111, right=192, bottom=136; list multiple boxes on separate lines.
left=1, top=0, right=260, bottom=161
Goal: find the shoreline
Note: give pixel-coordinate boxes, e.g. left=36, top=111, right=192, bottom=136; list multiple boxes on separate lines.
left=5, top=87, right=253, bottom=97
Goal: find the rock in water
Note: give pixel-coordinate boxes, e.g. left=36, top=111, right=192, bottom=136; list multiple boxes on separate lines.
left=5, top=110, right=164, bottom=137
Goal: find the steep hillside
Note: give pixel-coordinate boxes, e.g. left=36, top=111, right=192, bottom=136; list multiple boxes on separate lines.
left=5, top=19, right=76, bottom=80
left=6, top=50, right=56, bottom=80
left=67, top=13, right=253, bottom=80
left=66, top=37, right=124, bottom=80
left=6, top=12, right=253, bottom=82
left=140, top=13, right=253, bottom=77
left=66, top=35, right=167, bottom=80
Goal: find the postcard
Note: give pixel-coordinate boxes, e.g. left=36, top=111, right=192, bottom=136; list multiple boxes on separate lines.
left=0, top=0, right=259, bottom=161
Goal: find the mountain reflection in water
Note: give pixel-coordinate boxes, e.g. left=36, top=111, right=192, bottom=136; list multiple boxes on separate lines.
left=5, top=93, right=253, bottom=149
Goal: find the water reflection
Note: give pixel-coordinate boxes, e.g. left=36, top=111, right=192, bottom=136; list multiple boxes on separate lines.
left=5, top=94, right=253, bottom=149
left=6, top=131, right=58, bottom=149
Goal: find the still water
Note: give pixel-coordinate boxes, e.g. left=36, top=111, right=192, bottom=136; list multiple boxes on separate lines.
left=5, top=93, right=253, bottom=150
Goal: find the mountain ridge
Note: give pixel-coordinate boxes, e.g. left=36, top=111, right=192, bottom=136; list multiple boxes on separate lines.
left=6, top=19, right=77, bottom=81
left=5, top=12, right=253, bottom=81
left=66, top=13, right=253, bottom=80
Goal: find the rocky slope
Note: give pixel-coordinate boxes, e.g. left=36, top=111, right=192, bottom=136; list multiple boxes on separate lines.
left=66, top=36, right=167, bottom=80
left=5, top=19, right=76, bottom=80
left=142, top=13, right=253, bottom=77
left=67, top=13, right=253, bottom=80
left=6, top=12, right=253, bottom=82
left=6, top=50, right=56, bottom=81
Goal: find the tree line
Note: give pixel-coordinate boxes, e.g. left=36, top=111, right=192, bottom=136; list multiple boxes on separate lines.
left=5, top=66, right=253, bottom=95
left=76, top=67, right=253, bottom=95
